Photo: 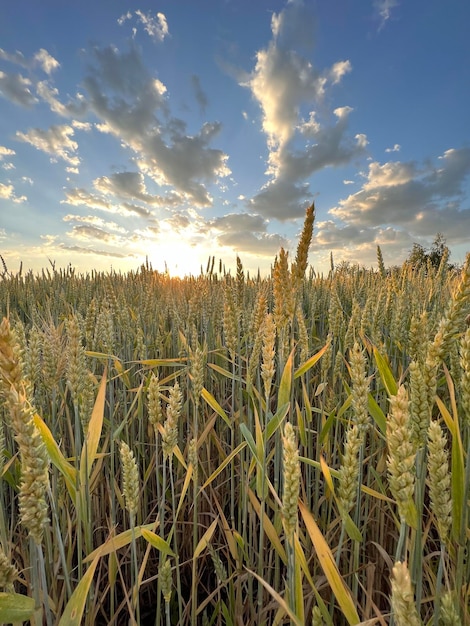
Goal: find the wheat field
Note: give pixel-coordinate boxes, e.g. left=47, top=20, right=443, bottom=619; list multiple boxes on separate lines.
left=0, top=205, right=469, bottom=625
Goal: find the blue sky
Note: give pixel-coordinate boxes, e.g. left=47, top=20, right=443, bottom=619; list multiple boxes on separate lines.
left=0, top=0, right=469, bottom=277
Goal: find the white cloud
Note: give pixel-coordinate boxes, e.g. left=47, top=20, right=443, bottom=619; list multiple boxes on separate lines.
left=0, top=182, right=26, bottom=203
left=385, top=143, right=401, bottom=153
left=118, top=10, right=169, bottom=43
left=34, top=49, right=60, bottom=74
left=36, top=81, right=87, bottom=118
left=16, top=124, right=80, bottom=166
left=0, top=183, right=13, bottom=199
left=136, top=10, right=169, bottom=42
left=117, top=12, right=132, bottom=26
left=329, top=60, right=352, bottom=84
left=71, top=120, right=91, bottom=131
left=245, top=44, right=326, bottom=150
left=0, top=145, right=15, bottom=158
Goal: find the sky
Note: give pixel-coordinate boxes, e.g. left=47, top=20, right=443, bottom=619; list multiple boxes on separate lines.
left=0, top=0, right=469, bottom=278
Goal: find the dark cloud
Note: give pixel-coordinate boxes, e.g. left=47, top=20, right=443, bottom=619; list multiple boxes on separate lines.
left=248, top=179, right=311, bottom=220
left=331, top=148, right=470, bottom=229
left=191, top=75, right=208, bottom=114
left=0, top=71, right=37, bottom=107
left=67, top=224, right=115, bottom=242
left=83, top=45, right=230, bottom=206
left=208, top=211, right=288, bottom=257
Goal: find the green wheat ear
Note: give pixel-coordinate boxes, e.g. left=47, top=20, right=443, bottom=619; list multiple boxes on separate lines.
left=282, top=421, right=300, bottom=543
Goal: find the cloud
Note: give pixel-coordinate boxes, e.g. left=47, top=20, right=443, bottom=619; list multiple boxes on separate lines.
left=0, top=145, right=15, bottom=159
left=329, top=147, right=470, bottom=239
left=0, top=47, right=59, bottom=73
left=118, top=10, right=169, bottom=43
left=245, top=44, right=326, bottom=150
left=0, top=183, right=14, bottom=199
left=375, top=0, right=399, bottom=30
left=249, top=108, right=367, bottom=220
left=33, top=49, right=60, bottom=74
left=243, top=2, right=353, bottom=152
left=58, top=243, right=132, bottom=258
left=16, top=124, right=80, bottom=165
left=62, top=186, right=157, bottom=219
left=248, top=179, right=311, bottom=220
left=93, top=171, right=160, bottom=204
left=67, top=224, right=117, bottom=243
left=121, top=202, right=153, bottom=218
left=270, top=0, right=316, bottom=50
left=385, top=143, right=401, bottom=153
left=0, top=71, right=37, bottom=107
left=164, top=213, right=191, bottom=231
left=191, top=75, right=208, bottom=114
left=63, top=214, right=127, bottom=233
left=239, top=1, right=364, bottom=223
left=0, top=181, right=27, bottom=203
left=0, top=48, right=61, bottom=108
left=209, top=211, right=288, bottom=256
left=329, top=60, right=352, bottom=85
left=277, top=110, right=367, bottom=182
left=0, top=48, right=28, bottom=68
left=312, top=221, right=416, bottom=268
left=72, top=120, right=91, bottom=131
left=83, top=44, right=230, bottom=206
left=36, top=81, right=87, bottom=117
left=62, top=188, right=115, bottom=212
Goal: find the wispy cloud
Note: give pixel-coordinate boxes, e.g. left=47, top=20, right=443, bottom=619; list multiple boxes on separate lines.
left=0, top=181, right=27, bottom=203
left=118, top=10, right=169, bottom=43
left=374, top=0, right=399, bottom=31
left=0, top=71, right=37, bottom=107
left=0, top=145, right=15, bottom=159
left=0, top=47, right=59, bottom=74
left=16, top=124, right=80, bottom=166
left=191, top=75, right=208, bottom=114
left=33, top=49, right=60, bottom=74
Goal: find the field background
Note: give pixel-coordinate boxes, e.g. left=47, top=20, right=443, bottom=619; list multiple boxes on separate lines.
left=0, top=208, right=469, bottom=625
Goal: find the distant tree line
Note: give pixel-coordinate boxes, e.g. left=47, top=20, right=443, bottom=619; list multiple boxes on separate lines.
left=406, top=233, right=457, bottom=271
